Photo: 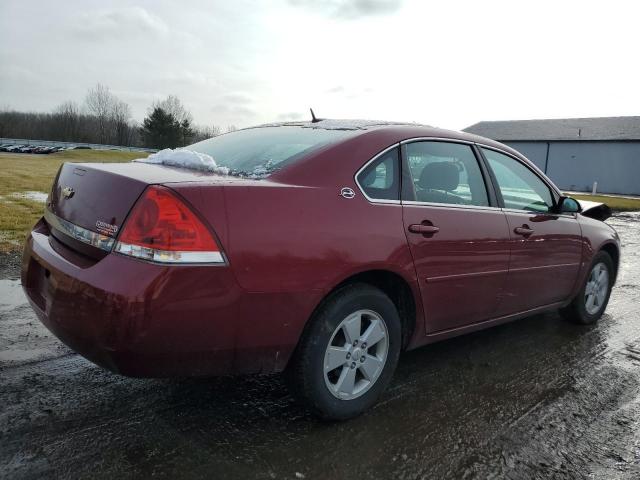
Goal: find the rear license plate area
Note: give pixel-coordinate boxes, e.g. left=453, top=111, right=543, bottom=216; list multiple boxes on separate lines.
left=25, top=259, right=49, bottom=311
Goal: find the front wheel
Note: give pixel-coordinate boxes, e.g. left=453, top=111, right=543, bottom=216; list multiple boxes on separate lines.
left=286, top=284, right=401, bottom=420
left=561, top=251, right=614, bottom=325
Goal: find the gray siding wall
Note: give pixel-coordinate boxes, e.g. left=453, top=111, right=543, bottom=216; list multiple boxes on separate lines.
left=505, top=141, right=640, bottom=195
left=503, top=141, right=548, bottom=171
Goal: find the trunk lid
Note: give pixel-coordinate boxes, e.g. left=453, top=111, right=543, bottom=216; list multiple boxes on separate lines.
left=50, top=163, right=144, bottom=237
left=47, top=161, right=232, bottom=254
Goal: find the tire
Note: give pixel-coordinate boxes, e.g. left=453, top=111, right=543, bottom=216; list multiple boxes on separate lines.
left=561, top=251, right=614, bottom=325
left=286, top=283, right=402, bottom=421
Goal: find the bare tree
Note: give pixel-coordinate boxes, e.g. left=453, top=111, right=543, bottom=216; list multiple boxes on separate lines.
left=51, top=101, right=80, bottom=141
left=189, top=124, right=222, bottom=142
left=0, top=103, right=138, bottom=146
left=154, top=95, right=193, bottom=125
left=112, top=100, right=133, bottom=146
left=83, top=84, right=138, bottom=145
left=227, top=125, right=237, bottom=132
left=0, top=91, right=213, bottom=148
left=85, top=84, right=117, bottom=144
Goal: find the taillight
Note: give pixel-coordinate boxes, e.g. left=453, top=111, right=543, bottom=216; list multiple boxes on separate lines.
left=113, top=185, right=225, bottom=264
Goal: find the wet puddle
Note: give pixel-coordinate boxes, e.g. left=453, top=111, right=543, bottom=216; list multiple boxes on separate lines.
left=0, top=279, right=26, bottom=313
left=0, top=347, right=53, bottom=364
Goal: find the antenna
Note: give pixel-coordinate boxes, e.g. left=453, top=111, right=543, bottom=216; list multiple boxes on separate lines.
left=310, top=108, right=321, bottom=123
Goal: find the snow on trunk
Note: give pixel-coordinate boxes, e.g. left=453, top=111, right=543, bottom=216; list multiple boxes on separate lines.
left=135, top=149, right=229, bottom=174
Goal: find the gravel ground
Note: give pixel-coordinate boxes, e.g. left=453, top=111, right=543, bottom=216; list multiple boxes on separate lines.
left=1, top=213, right=639, bottom=479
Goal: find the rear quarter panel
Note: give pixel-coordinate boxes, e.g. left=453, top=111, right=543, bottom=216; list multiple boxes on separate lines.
left=222, top=183, right=413, bottom=293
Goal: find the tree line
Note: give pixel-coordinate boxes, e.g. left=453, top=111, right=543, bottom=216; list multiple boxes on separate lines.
left=0, top=84, right=237, bottom=149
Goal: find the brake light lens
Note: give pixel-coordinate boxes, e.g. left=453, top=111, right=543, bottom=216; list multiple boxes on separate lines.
left=114, top=185, right=224, bottom=264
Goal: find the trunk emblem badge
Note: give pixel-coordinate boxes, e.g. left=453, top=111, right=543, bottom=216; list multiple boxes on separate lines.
left=62, top=186, right=75, bottom=199
left=340, top=187, right=355, bottom=199
left=96, top=221, right=118, bottom=236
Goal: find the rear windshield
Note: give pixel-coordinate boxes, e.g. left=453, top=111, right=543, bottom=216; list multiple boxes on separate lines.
left=187, top=126, right=357, bottom=177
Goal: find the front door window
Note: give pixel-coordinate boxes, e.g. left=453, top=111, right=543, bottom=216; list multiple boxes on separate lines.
left=481, top=148, right=554, bottom=212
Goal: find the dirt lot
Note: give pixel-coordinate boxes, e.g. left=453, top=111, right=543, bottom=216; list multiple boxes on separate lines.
left=1, top=213, right=640, bottom=479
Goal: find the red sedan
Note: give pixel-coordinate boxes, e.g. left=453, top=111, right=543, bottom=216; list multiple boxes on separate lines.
left=22, top=120, right=620, bottom=419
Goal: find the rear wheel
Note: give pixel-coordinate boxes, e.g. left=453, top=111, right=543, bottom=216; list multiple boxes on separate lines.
left=561, top=251, right=614, bottom=325
left=286, top=284, right=401, bottom=420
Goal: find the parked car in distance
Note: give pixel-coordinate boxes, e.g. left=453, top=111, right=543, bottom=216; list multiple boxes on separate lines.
left=22, top=120, right=620, bottom=420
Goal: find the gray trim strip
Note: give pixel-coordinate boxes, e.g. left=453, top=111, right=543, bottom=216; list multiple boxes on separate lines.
left=400, top=137, right=474, bottom=146
left=502, top=207, right=577, bottom=218
left=426, top=269, right=508, bottom=283
left=402, top=200, right=502, bottom=212
left=44, top=209, right=115, bottom=252
left=508, top=263, right=581, bottom=273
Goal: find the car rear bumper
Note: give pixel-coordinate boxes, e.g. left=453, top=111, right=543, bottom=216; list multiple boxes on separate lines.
left=21, top=218, right=305, bottom=377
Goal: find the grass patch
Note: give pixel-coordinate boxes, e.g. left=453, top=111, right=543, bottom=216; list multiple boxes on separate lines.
left=0, top=150, right=148, bottom=252
left=568, top=194, right=640, bottom=212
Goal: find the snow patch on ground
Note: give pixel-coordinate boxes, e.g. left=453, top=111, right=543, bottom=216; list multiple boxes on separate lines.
left=135, top=149, right=230, bottom=174
left=10, top=191, right=48, bottom=203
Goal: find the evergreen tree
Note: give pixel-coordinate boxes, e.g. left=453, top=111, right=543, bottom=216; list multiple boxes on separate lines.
left=180, top=118, right=195, bottom=146
left=140, top=107, right=182, bottom=149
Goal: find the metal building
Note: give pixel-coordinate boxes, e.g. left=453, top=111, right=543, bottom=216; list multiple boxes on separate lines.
left=464, top=116, right=640, bottom=195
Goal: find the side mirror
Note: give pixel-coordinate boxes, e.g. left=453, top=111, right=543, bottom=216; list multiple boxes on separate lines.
left=556, top=195, right=581, bottom=214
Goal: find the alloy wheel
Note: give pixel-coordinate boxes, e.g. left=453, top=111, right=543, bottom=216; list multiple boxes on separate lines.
left=584, top=262, right=609, bottom=315
left=323, top=309, right=389, bottom=400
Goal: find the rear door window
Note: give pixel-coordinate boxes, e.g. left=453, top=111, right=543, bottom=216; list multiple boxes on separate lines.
left=403, top=141, right=489, bottom=207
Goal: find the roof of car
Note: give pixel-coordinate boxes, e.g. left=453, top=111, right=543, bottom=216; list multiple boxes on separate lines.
left=243, top=118, right=527, bottom=162
left=250, top=119, right=428, bottom=131
left=249, top=118, right=506, bottom=145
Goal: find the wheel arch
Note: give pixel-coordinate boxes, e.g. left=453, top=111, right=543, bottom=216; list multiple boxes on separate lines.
left=306, top=269, right=418, bottom=352
left=600, top=241, right=620, bottom=284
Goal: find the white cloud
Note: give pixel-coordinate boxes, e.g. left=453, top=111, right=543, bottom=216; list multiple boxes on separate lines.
left=72, top=6, right=169, bottom=40
left=277, top=111, right=305, bottom=121
left=287, top=0, right=404, bottom=19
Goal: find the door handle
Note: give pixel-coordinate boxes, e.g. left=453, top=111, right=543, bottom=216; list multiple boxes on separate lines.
left=514, top=225, right=534, bottom=236
left=408, top=224, right=440, bottom=235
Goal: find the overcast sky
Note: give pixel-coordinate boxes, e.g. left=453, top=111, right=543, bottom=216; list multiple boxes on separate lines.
left=1, top=0, right=639, bottom=130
